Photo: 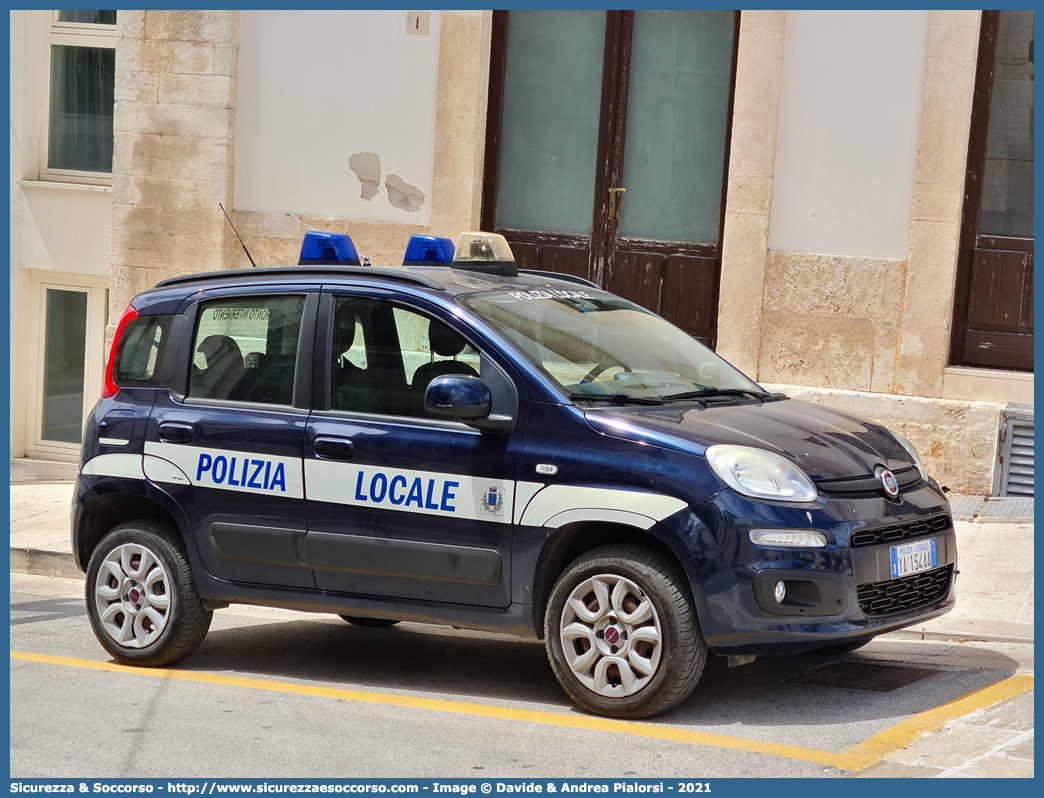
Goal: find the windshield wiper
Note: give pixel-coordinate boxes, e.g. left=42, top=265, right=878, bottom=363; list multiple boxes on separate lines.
left=568, top=392, right=666, bottom=406
left=660, top=388, right=771, bottom=403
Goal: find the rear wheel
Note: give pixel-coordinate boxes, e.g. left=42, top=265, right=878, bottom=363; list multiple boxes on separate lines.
left=545, top=544, right=706, bottom=719
left=339, top=615, right=400, bottom=628
left=86, top=520, right=212, bottom=666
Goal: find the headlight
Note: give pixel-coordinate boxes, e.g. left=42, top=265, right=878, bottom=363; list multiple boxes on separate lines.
left=705, top=445, right=817, bottom=502
left=750, top=529, right=827, bottom=548
left=890, top=429, right=928, bottom=481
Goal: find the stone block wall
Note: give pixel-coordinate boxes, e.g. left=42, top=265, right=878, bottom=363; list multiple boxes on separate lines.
left=109, top=10, right=239, bottom=340
left=226, top=10, right=492, bottom=271
left=717, top=11, right=988, bottom=405
left=716, top=10, right=786, bottom=377
left=757, top=252, right=906, bottom=392
left=767, top=383, right=1003, bottom=495
left=895, top=9, right=981, bottom=397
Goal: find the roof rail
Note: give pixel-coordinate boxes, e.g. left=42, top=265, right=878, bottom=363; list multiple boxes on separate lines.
left=155, top=265, right=446, bottom=291
left=517, top=269, right=600, bottom=289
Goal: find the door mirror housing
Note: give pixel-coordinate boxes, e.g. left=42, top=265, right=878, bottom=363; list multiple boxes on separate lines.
left=425, top=374, right=491, bottom=419
left=424, top=375, right=514, bottom=434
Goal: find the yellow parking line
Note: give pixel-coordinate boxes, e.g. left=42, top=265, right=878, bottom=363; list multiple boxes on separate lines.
left=11, top=650, right=1032, bottom=772
left=837, top=672, right=1034, bottom=771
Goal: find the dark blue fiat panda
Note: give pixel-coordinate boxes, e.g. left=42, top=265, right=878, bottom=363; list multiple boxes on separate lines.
left=74, top=231, right=956, bottom=719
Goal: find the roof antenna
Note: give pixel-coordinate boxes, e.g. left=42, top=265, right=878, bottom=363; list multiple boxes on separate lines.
left=286, top=214, right=318, bottom=231
left=219, top=203, right=258, bottom=268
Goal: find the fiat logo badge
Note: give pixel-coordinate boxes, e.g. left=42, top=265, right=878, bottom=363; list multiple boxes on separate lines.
left=877, top=467, right=899, bottom=498
left=604, top=627, right=620, bottom=645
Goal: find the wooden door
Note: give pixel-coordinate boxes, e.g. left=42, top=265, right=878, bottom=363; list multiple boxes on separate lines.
left=951, top=10, right=1034, bottom=371
left=482, top=11, right=739, bottom=347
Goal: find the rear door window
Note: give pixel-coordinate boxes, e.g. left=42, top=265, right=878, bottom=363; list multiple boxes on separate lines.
left=188, top=295, right=305, bottom=405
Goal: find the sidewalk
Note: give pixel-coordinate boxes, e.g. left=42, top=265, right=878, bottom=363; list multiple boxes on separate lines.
left=8, top=480, right=1034, bottom=643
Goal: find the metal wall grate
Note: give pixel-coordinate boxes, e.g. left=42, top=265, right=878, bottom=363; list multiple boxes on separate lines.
left=787, top=660, right=940, bottom=692
left=996, top=409, right=1033, bottom=497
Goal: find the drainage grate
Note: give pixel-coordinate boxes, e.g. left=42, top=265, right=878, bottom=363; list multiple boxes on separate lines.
left=787, top=660, right=940, bottom=692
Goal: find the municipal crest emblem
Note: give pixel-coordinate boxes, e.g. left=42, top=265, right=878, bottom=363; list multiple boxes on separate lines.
left=482, top=486, right=504, bottom=515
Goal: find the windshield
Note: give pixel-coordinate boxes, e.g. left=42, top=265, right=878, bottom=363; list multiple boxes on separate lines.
left=459, top=288, right=764, bottom=403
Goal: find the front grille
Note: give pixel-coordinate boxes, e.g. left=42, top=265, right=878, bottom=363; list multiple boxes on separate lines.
left=857, top=564, right=953, bottom=617
left=850, top=513, right=951, bottom=548
left=816, top=466, right=922, bottom=497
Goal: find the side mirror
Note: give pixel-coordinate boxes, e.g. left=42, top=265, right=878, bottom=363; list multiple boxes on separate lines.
left=424, top=375, right=514, bottom=434
left=424, top=374, right=491, bottom=419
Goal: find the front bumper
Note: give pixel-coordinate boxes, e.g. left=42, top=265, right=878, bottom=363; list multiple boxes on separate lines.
left=682, top=481, right=957, bottom=655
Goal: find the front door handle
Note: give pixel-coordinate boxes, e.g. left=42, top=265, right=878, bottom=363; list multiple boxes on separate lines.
left=608, top=186, right=627, bottom=216
left=158, top=422, right=194, bottom=444
left=314, top=436, right=355, bottom=461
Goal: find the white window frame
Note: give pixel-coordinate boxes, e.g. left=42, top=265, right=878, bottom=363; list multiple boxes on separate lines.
left=26, top=271, right=110, bottom=461
left=39, top=10, right=117, bottom=186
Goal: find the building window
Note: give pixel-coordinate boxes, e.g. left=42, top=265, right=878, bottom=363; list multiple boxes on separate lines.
left=950, top=10, right=1034, bottom=372
left=43, top=10, right=117, bottom=181
left=27, top=276, right=110, bottom=459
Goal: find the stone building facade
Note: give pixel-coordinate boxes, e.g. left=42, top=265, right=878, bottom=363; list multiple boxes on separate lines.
left=9, top=10, right=1034, bottom=494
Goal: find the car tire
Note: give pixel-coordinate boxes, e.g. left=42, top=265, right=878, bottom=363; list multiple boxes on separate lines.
left=85, top=519, right=212, bottom=667
left=545, top=544, right=706, bottom=719
left=339, top=615, right=400, bottom=628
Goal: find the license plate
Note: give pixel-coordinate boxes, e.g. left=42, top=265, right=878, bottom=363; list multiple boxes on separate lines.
left=890, top=538, right=937, bottom=579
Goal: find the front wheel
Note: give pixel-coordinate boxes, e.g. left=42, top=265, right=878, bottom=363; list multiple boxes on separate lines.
left=85, top=520, right=212, bottom=666
left=545, top=545, right=706, bottom=719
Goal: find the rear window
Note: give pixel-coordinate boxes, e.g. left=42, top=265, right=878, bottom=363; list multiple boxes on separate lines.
left=113, top=315, right=172, bottom=388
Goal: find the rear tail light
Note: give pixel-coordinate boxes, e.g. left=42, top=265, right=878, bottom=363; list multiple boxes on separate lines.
left=102, top=305, right=138, bottom=398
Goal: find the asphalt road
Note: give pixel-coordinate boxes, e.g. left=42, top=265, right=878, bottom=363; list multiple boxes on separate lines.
left=9, top=573, right=1034, bottom=779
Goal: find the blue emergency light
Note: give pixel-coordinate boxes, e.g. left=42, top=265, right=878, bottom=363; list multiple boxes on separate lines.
left=403, top=235, right=455, bottom=265
left=298, top=231, right=361, bottom=266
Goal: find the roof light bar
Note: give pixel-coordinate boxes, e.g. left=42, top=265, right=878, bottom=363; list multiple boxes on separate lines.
left=298, top=231, right=361, bottom=266
left=451, top=232, right=517, bottom=277
left=403, top=235, right=455, bottom=265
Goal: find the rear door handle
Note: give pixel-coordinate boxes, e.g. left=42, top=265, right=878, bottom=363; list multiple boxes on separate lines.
left=158, top=422, right=194, bottom=444
left=314, top=436, right=355, bottom=461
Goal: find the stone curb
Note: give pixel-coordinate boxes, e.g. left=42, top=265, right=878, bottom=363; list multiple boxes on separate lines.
left=11, top=546, right=1034, bottom=646
left=10, top=547, right=82, bottom=580
left=883, top=628, right=1034, bottom=645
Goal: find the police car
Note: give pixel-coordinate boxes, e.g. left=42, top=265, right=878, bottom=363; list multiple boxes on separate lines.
left=74, top=230, right=956, bottom=719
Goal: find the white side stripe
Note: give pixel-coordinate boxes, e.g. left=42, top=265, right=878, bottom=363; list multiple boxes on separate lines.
left=306, top=459, right=514, bottom=525
left=143, top=454, right=191, bottom=486
left=84, top=446, right=689, bottom=532
left=80, top=454, right=145, bottom=480
left=513, top=481, right=545, bottom=525
left=543, top=508, right=659, bottom=531
left=144, top=441, right=304, bottom=499
left=520, top=485, right=687, bottom=529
